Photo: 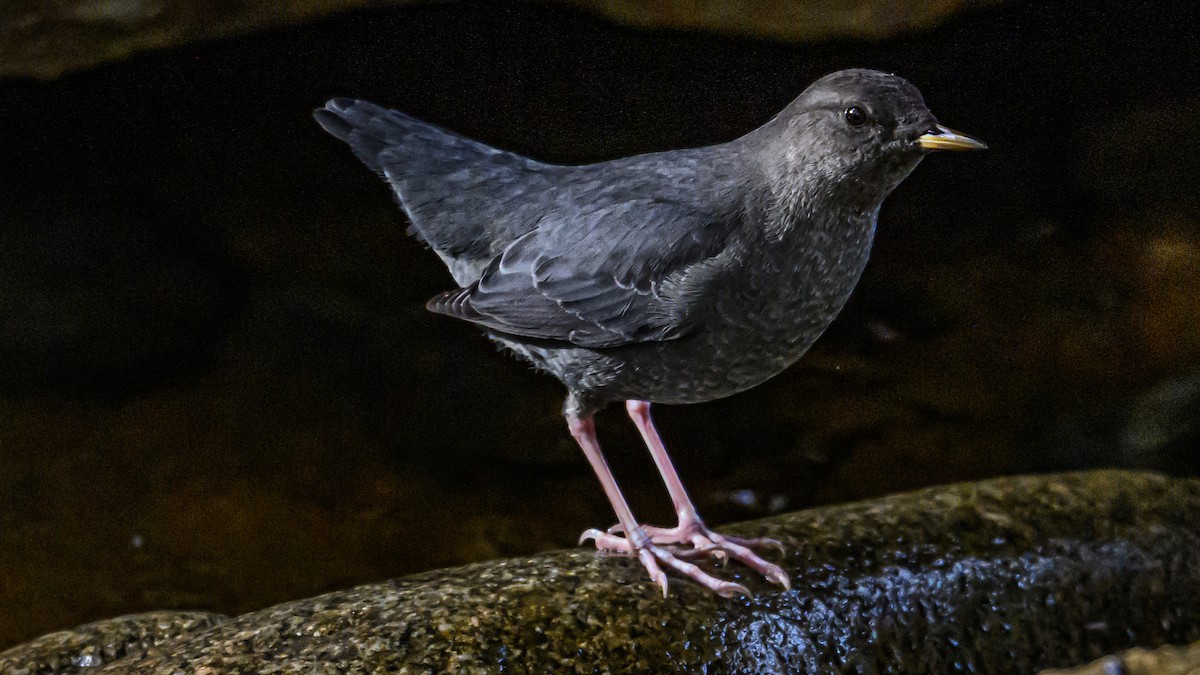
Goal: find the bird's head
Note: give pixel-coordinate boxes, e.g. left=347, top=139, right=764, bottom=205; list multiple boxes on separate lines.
left=760, top=68, right=985, bottom=211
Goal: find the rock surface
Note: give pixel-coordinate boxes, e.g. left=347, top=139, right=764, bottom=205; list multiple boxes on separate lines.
left=1043, top=641, right=1200, bottom=675
left=0, top=0, right=1002, bottom=80
left=0, top=612, right=226, bottom=674
left=2, top=471, right=1196, bottom=673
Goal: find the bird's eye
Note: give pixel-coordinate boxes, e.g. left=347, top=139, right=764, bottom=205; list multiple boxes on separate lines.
left=843, top=106, right=867, bottom=127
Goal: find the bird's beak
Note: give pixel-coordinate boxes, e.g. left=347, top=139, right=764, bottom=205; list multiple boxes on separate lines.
left=917, top=125, right=987, bottom=151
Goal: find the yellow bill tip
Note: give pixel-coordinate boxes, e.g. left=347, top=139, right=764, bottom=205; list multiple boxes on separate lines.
left=918, top=125, right=987, bottom=151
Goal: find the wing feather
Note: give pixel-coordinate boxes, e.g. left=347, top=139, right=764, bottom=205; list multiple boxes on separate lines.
left=428, top=197, right=741, bottom=348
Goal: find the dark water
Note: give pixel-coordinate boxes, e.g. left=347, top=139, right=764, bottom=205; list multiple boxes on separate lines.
left=1, top=0, right=1198, bottom=649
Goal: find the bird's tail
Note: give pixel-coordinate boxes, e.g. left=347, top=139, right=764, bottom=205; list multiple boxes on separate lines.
left=312, top=98, right=398, bottom=174
left=313, top=99, right=555, bottom=285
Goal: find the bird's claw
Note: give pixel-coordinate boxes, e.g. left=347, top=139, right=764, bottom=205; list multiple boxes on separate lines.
left=579, top=528, right=608, bottom=546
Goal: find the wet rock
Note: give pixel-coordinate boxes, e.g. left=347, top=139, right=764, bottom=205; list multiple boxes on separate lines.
left=3, top=471, right=1193, bottom=673
left=1043, top=640, right=1200, bottom=675
left=559, top=0, right=1007, bottom=44
left=0, top=0, right=1003, bottom=80
left=0, top=612, right=226, bottom=674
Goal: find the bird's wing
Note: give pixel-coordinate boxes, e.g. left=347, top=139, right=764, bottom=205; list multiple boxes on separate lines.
left=426, top=195, right=740, bottom=348
left=314, top=99, right=555, bottom=280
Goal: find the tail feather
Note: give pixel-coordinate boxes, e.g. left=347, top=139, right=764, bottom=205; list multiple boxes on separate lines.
left=313, top=99, right=559, bottom=285
left=313, top=98, right=397, bottom=174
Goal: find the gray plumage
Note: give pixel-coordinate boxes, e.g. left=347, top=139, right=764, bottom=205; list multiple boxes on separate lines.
left=315, top=69, right=941, bottom=415
left=316, top=68, right=983, bottom=597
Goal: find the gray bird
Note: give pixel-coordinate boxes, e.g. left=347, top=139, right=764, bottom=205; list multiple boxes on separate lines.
left=314, top=68, right=984, bottom=597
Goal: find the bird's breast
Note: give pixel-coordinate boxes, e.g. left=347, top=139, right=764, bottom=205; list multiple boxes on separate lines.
left=602, top=210, right=878, bottom=405
left=719, top=211, right=876, bottom=349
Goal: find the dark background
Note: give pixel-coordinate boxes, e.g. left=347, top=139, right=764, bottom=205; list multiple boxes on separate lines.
left=1, top=0, right=1198, bottom=649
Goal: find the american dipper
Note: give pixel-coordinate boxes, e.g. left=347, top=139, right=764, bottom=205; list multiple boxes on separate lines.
left=314, top=68, right=985, bottom=598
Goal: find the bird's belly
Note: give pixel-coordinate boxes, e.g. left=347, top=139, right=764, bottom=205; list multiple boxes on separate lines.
left=624, top=307, right=834, bottom=404
left=608, top=250, right=862, bottom=404
left=526, top=284, right=844, bottom=407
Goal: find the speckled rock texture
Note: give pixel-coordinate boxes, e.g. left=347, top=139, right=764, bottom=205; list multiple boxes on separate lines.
left=0, top=0, right=1003, bottom=80
left=2, top=470, right=1191, bottom=674
left=0, top=612, right=226, bottom=674
left=1043, top=640, right=1200, bottom=675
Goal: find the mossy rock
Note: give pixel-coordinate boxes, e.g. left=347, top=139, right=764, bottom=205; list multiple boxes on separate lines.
left=3, top=470, right=1196, bottom=673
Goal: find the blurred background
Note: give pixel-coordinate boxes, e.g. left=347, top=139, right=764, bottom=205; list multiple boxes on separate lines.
left=1, top=0, right=1197, bottom=649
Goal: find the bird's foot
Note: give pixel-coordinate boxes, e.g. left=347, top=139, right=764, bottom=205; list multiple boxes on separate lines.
left=579, top=527, right=754, bottom=598
left=580, top=520, right=790, bottom=596
left=613, top=521, right=787, bottom=557
left=605, top=519, right=790, bottom=589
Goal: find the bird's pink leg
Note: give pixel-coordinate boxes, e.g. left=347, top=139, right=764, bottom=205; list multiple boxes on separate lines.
left=568, top=412, right=750, bottom=598
left=619, top=400, right=790, bottom=589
